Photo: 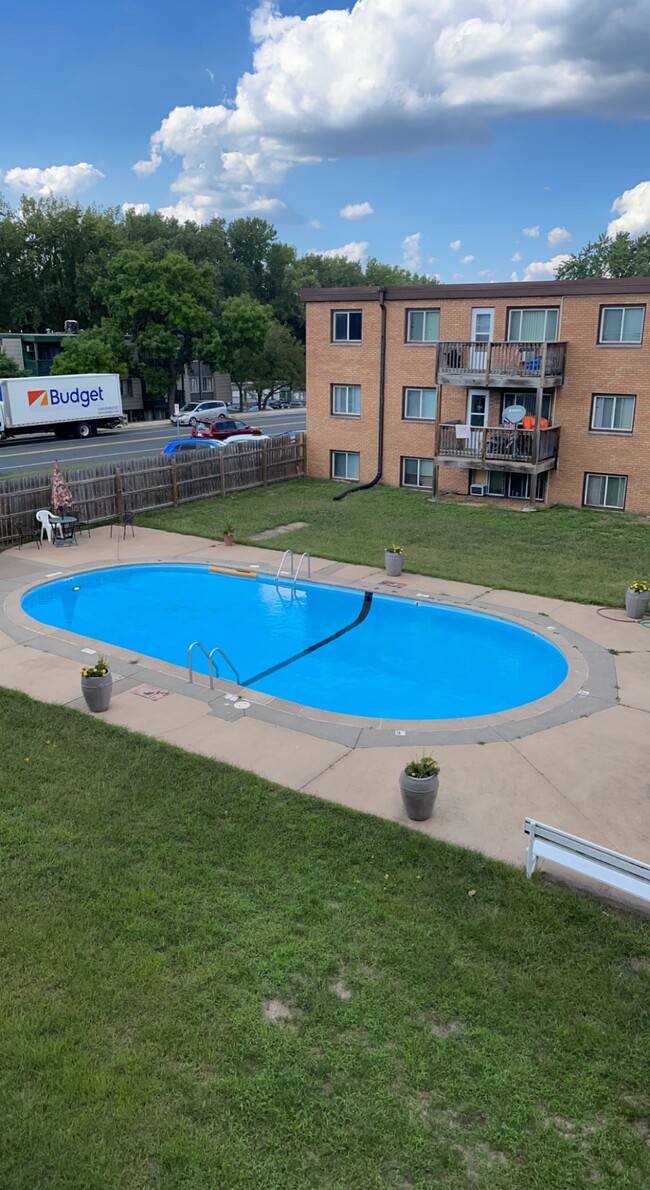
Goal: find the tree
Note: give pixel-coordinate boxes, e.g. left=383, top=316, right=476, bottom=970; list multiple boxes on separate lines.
left=556, top=232, right=650, bottom=280
left=248, top=321, right=305, bottom=409
left=50, top=321, right=132, bottom=377
left=0, top=349, right=27, bottom=378
left=364, top=257, right=432, bottom=286
left=98, top=247, right=218, bottom=409
left=208, top=294, right=272, bottom=409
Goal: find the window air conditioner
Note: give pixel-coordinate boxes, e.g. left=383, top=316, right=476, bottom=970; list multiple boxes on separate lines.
left=470, top=483, right=488, bottom=497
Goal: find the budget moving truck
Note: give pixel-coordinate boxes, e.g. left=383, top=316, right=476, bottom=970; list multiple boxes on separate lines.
left=0, top=373, right=124, bottom=442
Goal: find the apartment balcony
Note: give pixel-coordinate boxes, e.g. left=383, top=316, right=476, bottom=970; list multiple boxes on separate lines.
left=435, top=423, right=561, bottom=473
left=436, top=341, right=566, bottom=388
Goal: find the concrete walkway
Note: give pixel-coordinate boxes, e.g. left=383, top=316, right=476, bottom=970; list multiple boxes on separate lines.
left=2, top=527, right=649, bottom=877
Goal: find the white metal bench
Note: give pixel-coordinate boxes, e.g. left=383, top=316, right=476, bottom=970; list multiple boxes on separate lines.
left=525, top=818, right=650, bottom=904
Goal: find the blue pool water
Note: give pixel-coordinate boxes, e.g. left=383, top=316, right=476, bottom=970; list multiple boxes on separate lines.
left=22, top=564, right=568, bottom=720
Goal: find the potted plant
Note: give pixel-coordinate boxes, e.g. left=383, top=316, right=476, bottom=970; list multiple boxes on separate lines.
left=80, top=656, right=112, bottom=713
left=222, top=521, right=235, bottom=547
left=385, top=543, right=403, bottom=577
left=625, top=579, right=650, bottom=619
left=399, top=756, right=440, bottom=821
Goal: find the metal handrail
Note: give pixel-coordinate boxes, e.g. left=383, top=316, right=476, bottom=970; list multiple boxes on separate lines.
left=275, top=549, right=295, bottom=582
left=292, top=551, right=311, bottom=589
left=188, top=640, right=240, bottom=688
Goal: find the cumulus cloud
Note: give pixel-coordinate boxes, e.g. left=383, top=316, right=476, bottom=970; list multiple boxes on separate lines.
left=122, top=202, right=150, bottom=216
left=134, top=0, right=650, bottom=220
left=523, top=253, right=572, bottom=280
left=511, top=270, right=519, bottom=281
left=315, top=241, right=368, bottom=262
left=339, top=201, right=374, bottom=220
left=460, top=253, right=475, bottom=264
left=3, top=162, right=104, bottom=197
left=607, top=181, right=650, bottom=236
left=402, top=232, right=422, bottom=269
left=449, top=239, right=462, bottom=251
left=511, top=251, right=522, bottom=262
left=548, top=225, right=571, bottom=245
left=478, top=268, right=495, bottom=277
left=522, top=226, right=540, bottom=238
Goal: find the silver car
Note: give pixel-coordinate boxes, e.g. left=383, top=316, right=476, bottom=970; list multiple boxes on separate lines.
left=171, top=400, right=228, bottom=427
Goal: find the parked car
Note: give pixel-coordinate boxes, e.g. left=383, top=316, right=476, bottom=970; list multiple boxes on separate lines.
left=171, top=400, right=229, bottom=427
left=160, top=438, right=224, bottom=457
left=192, top=417, right=264, bottom=441
left=221, top=433, right=270, bottom=446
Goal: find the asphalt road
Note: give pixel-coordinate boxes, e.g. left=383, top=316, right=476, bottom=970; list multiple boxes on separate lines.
left=0, top=409, right=306, bottom=476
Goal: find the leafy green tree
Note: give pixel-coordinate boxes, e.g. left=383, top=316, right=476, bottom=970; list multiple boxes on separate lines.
left=556, top=232, right=650, bottom=279
left=248, top=321, right=305, bottom=409
left=208, top=294, right=272, bottom=409
left=364, top=257, right=432, bottom=286
left=98, top=247, right=218, bottom=409
left=0, top=349, right=27, bottom=378
left=50, top=321, right=132, bottom=377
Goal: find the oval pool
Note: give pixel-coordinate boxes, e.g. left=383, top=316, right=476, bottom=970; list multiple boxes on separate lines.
left=22, top=564, right=568, bottom=720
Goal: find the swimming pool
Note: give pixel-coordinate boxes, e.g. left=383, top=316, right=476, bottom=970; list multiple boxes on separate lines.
left=22, top=564, right=568, bottom=720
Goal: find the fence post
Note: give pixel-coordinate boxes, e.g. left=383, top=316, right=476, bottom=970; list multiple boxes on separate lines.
left=262, top=438, right=269, bottom=486
left=219, top=449, right=226, bottom=497
left=170, top=456, right=179, bottom=506
left=297, top=430, right=306, bottom=476
left=114, top=467, right=124, bottom=518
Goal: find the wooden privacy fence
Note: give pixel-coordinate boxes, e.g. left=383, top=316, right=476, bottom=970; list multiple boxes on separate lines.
left=0, top=432, right=305, bottom=545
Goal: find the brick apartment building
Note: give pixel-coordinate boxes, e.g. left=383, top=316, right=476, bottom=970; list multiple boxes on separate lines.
left=301, top=278, right=650, bottom=514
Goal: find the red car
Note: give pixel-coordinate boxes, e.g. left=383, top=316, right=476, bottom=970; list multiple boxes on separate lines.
left=191, top=416, right=263, bottom=441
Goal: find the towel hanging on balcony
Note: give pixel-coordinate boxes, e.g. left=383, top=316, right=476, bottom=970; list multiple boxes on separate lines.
left=455, top=424, right=472, bottom=439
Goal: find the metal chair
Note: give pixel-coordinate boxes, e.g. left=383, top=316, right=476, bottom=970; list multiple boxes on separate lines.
left=17, top=520, right=41, bottom=550
left=110, top=508, right=136, bottom=539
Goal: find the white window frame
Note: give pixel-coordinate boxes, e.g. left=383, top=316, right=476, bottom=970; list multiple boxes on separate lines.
left=590, top=394, right=635, bottom=434
left=471, top=308, right=494, bottom=343
left=584, top=473, right=627, bottom=510
left=202, top=375, right=213, bottom=392
left=406, top=308, right=440, bottom=343
left=507, top=307, right=559, bottom=342
left=403, top=387, right=437, bottom=420
left=486, top=471, right=547, bottom=501
left=331, top=450, right=360, bottom=481
left=332, top=384, right=361, bottom=416
left=401, top=456, right=434, bottom=489
left=332, top=310, right=362, bottom=342
left=189, top=377, right=200, bottom=393
left=598, top=305, right=645, bottom=345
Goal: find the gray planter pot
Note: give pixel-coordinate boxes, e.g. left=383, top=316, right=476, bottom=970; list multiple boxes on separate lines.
left=399, top=770, right=439, bottom=821
left=385, top=551, right=403, bottom=577
left=81, top=671, right=113, bottom=712
left=625, top=588, right=650, bottom=619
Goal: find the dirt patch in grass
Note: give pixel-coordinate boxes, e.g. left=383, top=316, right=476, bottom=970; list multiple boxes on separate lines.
left=329, top=977, right=352, bottom=1001
left=262, top=998, right=298, bottom=1024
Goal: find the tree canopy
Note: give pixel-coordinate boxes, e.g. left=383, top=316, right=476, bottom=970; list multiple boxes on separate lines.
left=556, top=232, right=650, bottom=280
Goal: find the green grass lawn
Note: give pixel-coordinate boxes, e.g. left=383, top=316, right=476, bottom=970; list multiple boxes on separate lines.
left=1, top=689, right=649, bottom=1188
left=139, top=479, right=649, bottom=607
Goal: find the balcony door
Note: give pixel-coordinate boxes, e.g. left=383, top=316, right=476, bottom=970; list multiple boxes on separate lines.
left=470, top=308, right=494, bottom=370
left=467, top=389, right=488, bottom=453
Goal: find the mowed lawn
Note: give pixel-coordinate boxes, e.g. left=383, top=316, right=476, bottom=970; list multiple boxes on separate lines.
left=1, top=690, right=649, bottom=1189
left=140, top=479, right=650, bottom=607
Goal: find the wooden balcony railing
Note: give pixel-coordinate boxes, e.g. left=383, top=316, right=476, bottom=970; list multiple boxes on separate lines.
left=436, top=341, right=566, bottom=386
left=436, top=424, right=560, bottom=468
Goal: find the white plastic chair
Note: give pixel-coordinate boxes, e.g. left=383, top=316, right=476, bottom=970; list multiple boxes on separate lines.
left=36, top=509, right=63, bottom=544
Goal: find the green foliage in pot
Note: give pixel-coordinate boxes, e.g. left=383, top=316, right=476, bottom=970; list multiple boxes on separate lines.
left=222, top=522, right=235, bottom=536
left=81, top=656, right=110, bottom=679
left=386, top=544, right=403, bottom=554
left=404, top=755, right=439, bottom=779
left=628, top=578, right=649, bottom=593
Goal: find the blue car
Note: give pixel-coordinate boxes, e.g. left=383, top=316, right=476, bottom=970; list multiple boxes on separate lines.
left=160, top=438, right=224, bottom=457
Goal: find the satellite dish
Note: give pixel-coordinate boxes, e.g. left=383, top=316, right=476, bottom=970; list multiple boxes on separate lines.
left=503, top=404, right=527, bottom=425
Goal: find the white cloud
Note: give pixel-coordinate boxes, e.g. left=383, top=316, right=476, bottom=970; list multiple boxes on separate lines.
left=607, top=180, right=650, bottom=236
left=452, top=272, right=464, bottom=281
left=511, top=270, right=519, bottom=281
left=309, top=218, right=321, bottom=228
left=133, top=152, right=162, bottom=177
left=460, top=254, right=475, bottom=264
left=315, top=240, right=368, bottom=262
left=548, top=225, right=571, bottom=245
left=511, top=251, right=522, bottom=262
left=427, top=255, right=437, bottom=264
left=401, top=231, right=422, bottom=270
left=449, top=239, right=462, bottom=251
left=122, top=202, right=150, bottom=216
left=522, top=226, right=540, bottom=238
left=478, top=268, right=495, bottom=278
left=206, top=68, right=215, bottom=84
left=134, top=0, right=650, bottom=220
left=523, top=253, right=572, bottom=280
left=3, top=162, right=103, bottom=197
left=339, top=201, right=374, bottom=220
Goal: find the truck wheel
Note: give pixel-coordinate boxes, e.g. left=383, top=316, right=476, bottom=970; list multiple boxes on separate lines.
left=76, top=422, right=92, bottom=439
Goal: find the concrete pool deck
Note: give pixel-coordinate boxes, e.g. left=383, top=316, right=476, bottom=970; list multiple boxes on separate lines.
left=2, top=526, right=650, bottom=877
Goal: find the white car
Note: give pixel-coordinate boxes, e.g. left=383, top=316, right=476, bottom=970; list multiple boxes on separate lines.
left=171, top=400, right=228, bottom=427
left=222, top=433, right=271, bottom=447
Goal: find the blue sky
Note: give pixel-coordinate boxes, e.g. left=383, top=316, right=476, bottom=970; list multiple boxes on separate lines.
left=2, top=0, right=650, bottom=282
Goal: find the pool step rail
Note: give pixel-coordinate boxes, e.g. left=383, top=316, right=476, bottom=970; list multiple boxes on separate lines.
left=188, top=641, right=241, bottom=688
left=275, top=549, right=295, bottom=584
left=292, top=552, right=311, bottom=589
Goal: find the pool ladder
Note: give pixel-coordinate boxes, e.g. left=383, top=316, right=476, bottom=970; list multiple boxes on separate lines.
left=275, top=549, right=311, bottom=590
left=188, top=641, right=240, bottom=689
